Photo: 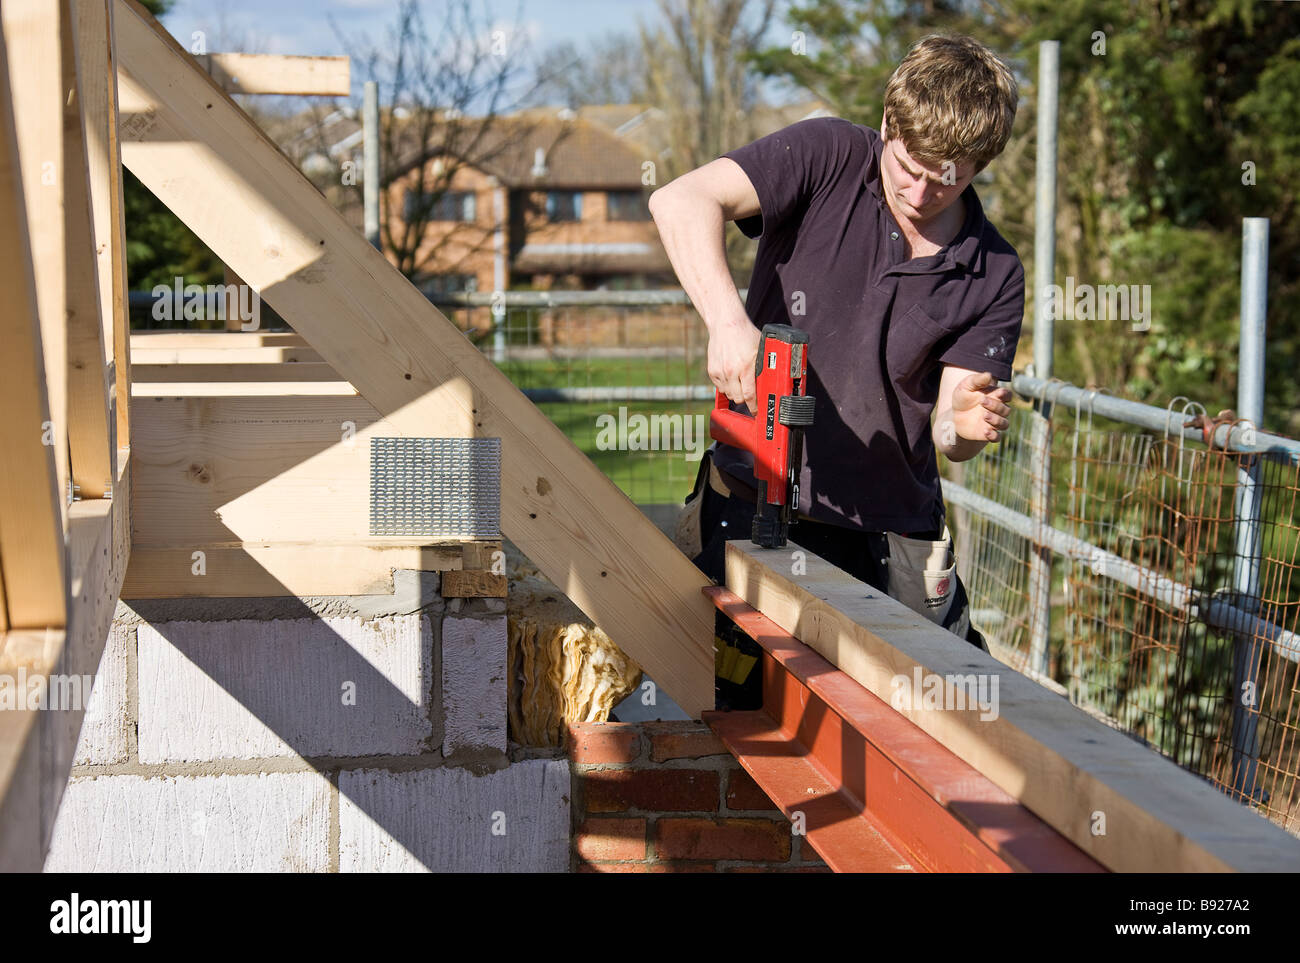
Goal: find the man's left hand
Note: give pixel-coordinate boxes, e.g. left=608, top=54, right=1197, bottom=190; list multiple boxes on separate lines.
left=951, top=370, right=1012, bottom=443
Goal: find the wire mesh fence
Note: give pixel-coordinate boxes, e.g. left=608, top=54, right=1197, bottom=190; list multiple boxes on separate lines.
left=946, top=390, right=1300, bottom=836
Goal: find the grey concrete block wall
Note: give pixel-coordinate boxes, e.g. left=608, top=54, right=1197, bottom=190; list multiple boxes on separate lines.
left=45, top=772, right=332, bottom=872
left=45, top=578, right=570, bottom=873
left=136, top=615, right=434, bottom=762
left=441, top=613, right=508, bottom=756
left=73, top=623, right=131, bottom=767
left=339, top=761, right=569, bottom=872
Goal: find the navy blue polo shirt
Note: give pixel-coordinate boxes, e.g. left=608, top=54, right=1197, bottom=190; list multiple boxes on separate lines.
left=713, top=116, right=1025, bottom=534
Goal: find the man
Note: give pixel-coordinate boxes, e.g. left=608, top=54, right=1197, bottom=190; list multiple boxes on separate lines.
left=650, top=35, right=1023, bottom=700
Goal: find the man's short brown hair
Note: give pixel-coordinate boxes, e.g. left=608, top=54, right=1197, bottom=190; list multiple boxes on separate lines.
left=883, top=35, right=1018, bottom=172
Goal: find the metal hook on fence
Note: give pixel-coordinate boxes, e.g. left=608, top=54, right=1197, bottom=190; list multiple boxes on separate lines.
left=1066, top=388, right=1085, bottom=537
left=1076, top=386, right=1110, bottom=437
left=1039, top=378, right=1070, bottom=441
left=1175, top=398, right=1208, bottom=485
left=1158, top=396, right=1198, bottom=492
left=1043, top=377, right=1070, bottom=412
left=1073, top=387, right=1110, bottom=527
left=1158, top=397, right=1185, bottom=499
left=1163, top=395, right=1194, bottom=443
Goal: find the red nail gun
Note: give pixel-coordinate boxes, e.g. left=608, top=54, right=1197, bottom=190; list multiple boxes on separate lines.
left=709, top=324, right=815, bottom=548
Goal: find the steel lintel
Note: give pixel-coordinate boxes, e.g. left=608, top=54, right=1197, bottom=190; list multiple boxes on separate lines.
left=702, top=586, right=1106, bottom=873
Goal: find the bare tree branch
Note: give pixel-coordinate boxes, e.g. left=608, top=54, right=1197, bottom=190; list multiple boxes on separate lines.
left=330, top=0, right=555, bottom=281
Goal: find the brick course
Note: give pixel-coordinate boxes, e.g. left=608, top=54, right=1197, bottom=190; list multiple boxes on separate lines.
left=576, top=817, right=647, bottom=862
left=583, top=768, right=719, bottom=813
left=565, top=725, right=641, bottom=765
left=647, top=723, right=728, bottom=762
left=568, top=720, right=829, bottom=873
left=654, top=817, right=791, bottom=862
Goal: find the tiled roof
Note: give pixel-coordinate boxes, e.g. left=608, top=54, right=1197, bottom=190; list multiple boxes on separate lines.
left=391, top=110, right=651, bottom=189
left=273, top=99, right=832, bottom=190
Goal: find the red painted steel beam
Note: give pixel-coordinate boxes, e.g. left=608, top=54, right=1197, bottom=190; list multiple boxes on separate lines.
left=706, top=709, right=916, bottom=872
left=703, top=586, right=1106, bottom=873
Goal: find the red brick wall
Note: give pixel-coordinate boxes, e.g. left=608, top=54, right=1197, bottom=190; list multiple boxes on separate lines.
left=566, top=721, right=830, bottom=873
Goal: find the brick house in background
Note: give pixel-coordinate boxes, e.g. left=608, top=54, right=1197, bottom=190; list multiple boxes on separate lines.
left=280, top=100, right=830, bottom=303
left=383, top=106, right=677, bottom=300
left=278, top=100, right=827, bottom=344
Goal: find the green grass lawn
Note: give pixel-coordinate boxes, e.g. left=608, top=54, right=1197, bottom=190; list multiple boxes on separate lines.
left=492, top=354, right=712, bottom=504
left=538, top=400, right=711, bottom=504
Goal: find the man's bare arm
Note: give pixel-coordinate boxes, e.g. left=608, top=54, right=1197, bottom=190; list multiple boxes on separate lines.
left=649, top=158, right=762, bottom=411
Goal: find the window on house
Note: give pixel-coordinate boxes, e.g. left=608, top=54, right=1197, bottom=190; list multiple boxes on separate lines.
left=606, top=190, right=651, bottom=221
left=405, top=189, right=476, bottom=223
left=545, top=191, right=583, bottom=222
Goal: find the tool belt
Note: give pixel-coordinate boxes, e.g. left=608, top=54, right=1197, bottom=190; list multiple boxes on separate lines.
left=671, top=447, right=730, bottom=559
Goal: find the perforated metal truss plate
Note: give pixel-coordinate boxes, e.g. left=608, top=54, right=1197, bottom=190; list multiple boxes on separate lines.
left=369, top=437, right=501, bottom=538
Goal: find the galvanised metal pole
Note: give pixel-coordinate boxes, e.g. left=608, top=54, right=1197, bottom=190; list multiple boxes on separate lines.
left=493, top=181, right=507, bottom=363
left=1033, top=41, right=1059, bottom=383
left=1028, top=40, right=1060, bottom=677
left=363, top=81, right=380, bottom=250
left=1230, top=217, right=1269, bottom=803
left=1011, top=374, right=1300, bottom=462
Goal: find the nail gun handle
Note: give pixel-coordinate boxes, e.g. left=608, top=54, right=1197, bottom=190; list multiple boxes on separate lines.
left=710, top=389, right=753, bottom=451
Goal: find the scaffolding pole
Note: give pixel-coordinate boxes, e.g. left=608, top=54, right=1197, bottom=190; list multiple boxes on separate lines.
left=1027, top=40, right=1060, bottom=677
left=1229, top=217, right=1270, bottom=803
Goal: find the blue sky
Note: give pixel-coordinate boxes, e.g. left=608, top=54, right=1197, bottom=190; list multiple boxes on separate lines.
left=158, top=0, right=803, bottom=109
left=161, top=0, right=668, bottom=56
left=160, top=0, right=794, bottom=70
